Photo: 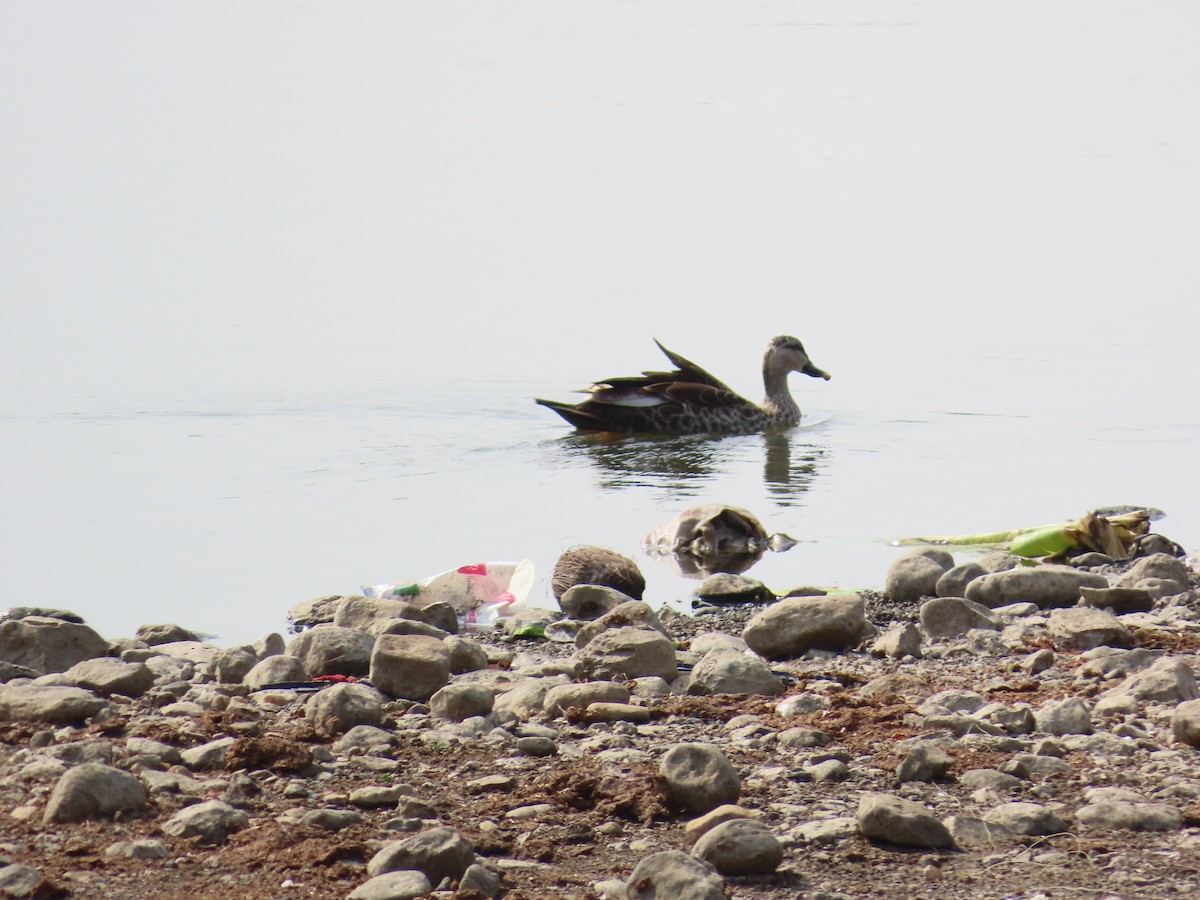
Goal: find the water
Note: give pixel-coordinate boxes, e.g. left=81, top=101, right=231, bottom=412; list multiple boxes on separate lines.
left=2, top=2, right=1197, bottom=645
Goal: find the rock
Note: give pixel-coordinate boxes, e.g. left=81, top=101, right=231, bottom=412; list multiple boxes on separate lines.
left=286, top=625, right=374, bottom=678
left=429, top=683, right=494, bottom=722
left=964, top=565, right=1107, bottom=609
left=1107, top=658, right=1199, bottom=703
left=559, top=584, right=635, bottom=621
left=694, top=573, right=773, bottom=604
left=335, top=596, right=427, bottom=632
left=105, top=839, right=169, bottom=859
left=1076, top=800, right=1183, bottom=832
left=690, top=818, right=782, bottom=875
left=857, top=793, right=953, bottom=848
left=1172, top=699, right=1200, bottom=747
left=61, top=657, right=154, bottom=697
left=373, top=618, right=451, bottom=641
left=1114, top=553, right=1190, bottom=590
left=369, top=634, right=451, bottom=701
left=1079, top=586, right=1155, bottom=613
left=741, top=594, right=868, bottom=659
left=254, top=632, right=286, bottom=658
left=135, top=623, right=201, bottom=645
left=366, top=826, right=475, bottom=884
left=1046, top=607, right=1133, bottom=651
left=243, top=654, right=309, bottom=689
left=552, top=545, right=645, bottom=601
left=683, top=805, right=760, bottom=841
left=688, top=651, right=783, bottom=696
left=544, top=681, right=631, bottom=717
left=897, top=745, right=953, bottom=782
left=162, top=799, right=249, bottom=844
left=886, top=550, right=952, bottom=601
left=303, top=809, right=368, bottom=831
left=958, top=769, right=1022, bottom=792
left=936, top=562, right=987, bottom=598
left=43, top=763, right=148, bottom=823
left=305, top=682, right=385, bottom=736
left=625, top=850, right=724, bottom=900
left=0, top=865, right=43, bottom=898
left=983, top=802, right=1067, bottom=836
left=443, top=635, right=489, bottom=674
left=919, top=597, right=1001, bottom=640
left=777, top=726, right=832, bottom=748
left=917, top=689, right=987, bottom=715
left=575, top=601, right=669, bottom=648
left=458, top=863, right=501, bottom=898
left=212, top=646, right=258, bottom=684
left=0, top=685, right=111, bottom=724
left=287, top=595, right=346, bottom=630
left=0, top=616, right=111, bottom=675
left=576, top=626, right=678, bottom=682
left=871, top=623, right=923, bottom=659
left=348, top=870, right=433, bottom=900
left=1034, top=697, right=1093, bottom=735
left=660, top=743, right=740, bottom=814
left=180, top=737, right=237, bottom=770
left=689, top=633, right=747, bottom=655
left=944, top=815, right=1015, bottom=849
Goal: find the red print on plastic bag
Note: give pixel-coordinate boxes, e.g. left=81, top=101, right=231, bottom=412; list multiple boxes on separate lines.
left=457, top=563, right=488, bottom=576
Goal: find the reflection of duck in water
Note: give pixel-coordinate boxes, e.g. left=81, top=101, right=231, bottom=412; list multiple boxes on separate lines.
left=536, top=335, right=830, bottom=435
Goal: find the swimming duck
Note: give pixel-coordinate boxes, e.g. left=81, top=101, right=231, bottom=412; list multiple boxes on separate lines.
left=535, top=335, right=830, bottom=435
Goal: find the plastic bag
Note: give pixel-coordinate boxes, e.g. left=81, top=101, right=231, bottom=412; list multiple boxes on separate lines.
left=364, top=559, right=535, bottom=629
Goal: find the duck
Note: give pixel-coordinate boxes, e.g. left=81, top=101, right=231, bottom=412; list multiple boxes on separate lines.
left=535, top=335, right=830, bottom=435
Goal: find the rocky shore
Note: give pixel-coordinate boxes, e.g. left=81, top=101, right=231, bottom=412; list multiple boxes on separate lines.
left=1, top=538, right=1199, bottom=899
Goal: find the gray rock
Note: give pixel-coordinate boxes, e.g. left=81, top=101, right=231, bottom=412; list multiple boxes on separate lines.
left=1076, top=800, right=1183, bottom=832
left=544, top=681, right=631, bottom=717
left=919, top=596, right=1001, bottom=640
left=870, top=623, right=923, bottom=659
left=373, top=618, right=451, bottom=640
left=741, top=594, right=868, bottom=660
left=302, top=808, right=368, bottom=831
left=688, top=651, right=783, bottom=696
left=983, top=802, right=1067, bottom=836
left=104, top=839, right=169, bottom=859
left=917, top=689, right=987, bottom=715
left=1108, top=658, right=1199, bottom=703
left=348, top=871, right=433, bottom=900
left=516, top=736, right=558, bottom=757
left=332, top=724, right=396, bottom=754
left=162, top=799, right=249, bottom=844
left=944, top=815, right=1015, bottom=849
left=366, top=826, right=475, bottom=883
left=135, top=623, right=201, bottom=645
left=660, top=743, right=740, bottom=814
left=695, top=573, right=773, bottom=604
left=61, top=657, right=154, bottom=697
left=253, top=632, right=286, bottom=659
left=857, top=792, right=953, bottom=848
left=885, top=550, right=952, bottom=601
left=1114, top=553, right=1190, bottom=590
left=936, top=562, right=987, bottom=598
left=576, top=626, right=678, bottom=682
left=443, top=635, right=489, bottom=674
left=958, top=769, right=1022, bottom=792
left=897, top=744, right=953, bottom=782
left=335, top=595, right=427, bottom=632
left=0, top=616, right=111, bottom=675
left=964, top=565, right=1107, bottom=609
left=243, top=654, right=309, bottom=689
left=690, top=818, right=782, bottom=875
left=458, top=863, right=501, bottom=898
left=626, top=850, right=724, bottom=900
left=287, top=594, right=347, bottom=630
left=1079, top=586, right=1155, bottom=613
left=559, top=584, right=634, bottom=620
left=1034, top=697, right=1093, bottom=735
left=180, top=737, right=237, bottom=770
left=1172, top=699, right=1200, bottom=747
left=0, top=685, right=111, bottom=724
left=0, top=864, right=43, bottom=898
left=212, top=646, right=258, bottom=684
left=305, top=682, right=385, bottom=736
left=369, top=634, right=451, bottom=701
left=286, top=625, right=374, bottom=678
left=1046, top=607, right=1133, bottom=651
left=575, top=601, right=669, bottom=649
left=806, top=758, right=850, bottom=782
left=43, top=763, right=148, bottom=823
left=690, top=633, right=747, bottom=655
left=429, top=683, right=494, bottom=722
left=777, top=726, right=832, bottom=748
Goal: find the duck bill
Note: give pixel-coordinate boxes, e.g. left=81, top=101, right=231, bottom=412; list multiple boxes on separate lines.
left=802, top=363, right=831, bottom=380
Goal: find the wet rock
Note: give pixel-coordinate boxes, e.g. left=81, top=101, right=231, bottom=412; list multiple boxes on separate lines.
left=162, top=799, right=249, bottom=844
left=43, top=763, right=148, bottom=823
left=575, top=626, right=678, bottom=682
left=559, top=584, right=635, bottom=621
left=919, top=597, right=1001, bottom=640
left=305, top=682, right=385, bottom=736
left=936, top=562, right=987, bottom=598
left=886, top=550, right=952, bottom=602
left=0, top=685, right=111, bottom=724
left=983, top=802, right=1067, bottom=836
left=688, top=651, right=783, bottom=696
left=690, top=818, right=782, bottom=875
left=244, top=654, right=309, bottom=689
left=625, top=850, right=724, bottom=900
left=965, top=565, right=1107, bottom=609
left=369, top=634, right=451, bottom=701
left=366, top=826, right=475, bottom=884
left=857, top=792, right=954, bottom=848
left=741, top=594, right=868, bottom=659
left=1046, top=607, right=1133, bottom=651
left=61, top=657, right=154, bottom=697
left=287, top=625, right=374, bottom=678
left=429, top=683, right=494, bottom=722
left=660, top=743, right=740, bottom=814
left=0, top=616, right=111, bottom=675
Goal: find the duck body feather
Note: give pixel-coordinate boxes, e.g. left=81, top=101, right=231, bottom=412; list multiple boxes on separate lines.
left=536, top=336, right=830, bottom=435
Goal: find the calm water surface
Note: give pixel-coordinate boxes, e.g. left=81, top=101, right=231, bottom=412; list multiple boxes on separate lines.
left=2, top=2, right=1197, bottom=644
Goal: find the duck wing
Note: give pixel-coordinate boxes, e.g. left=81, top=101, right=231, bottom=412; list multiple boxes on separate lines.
left=650, top=339, right=736, bottom=392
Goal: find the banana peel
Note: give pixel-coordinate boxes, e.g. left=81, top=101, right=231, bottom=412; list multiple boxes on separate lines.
left=900, top=509, right=1152, bottom=560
